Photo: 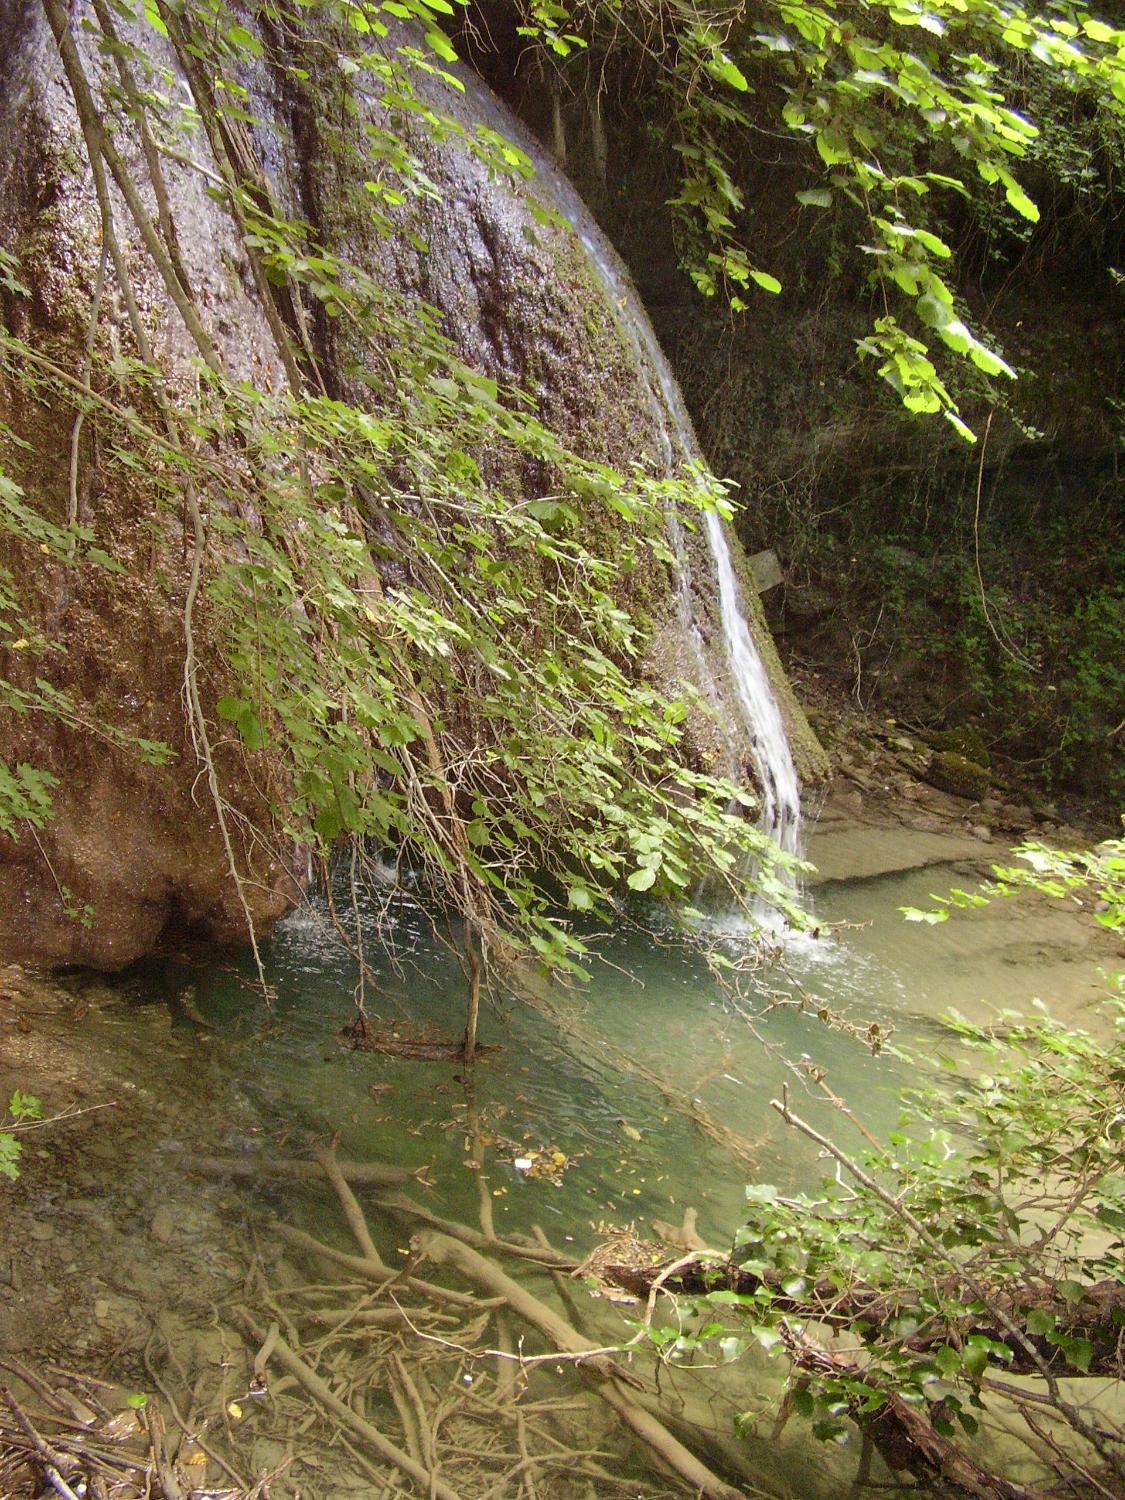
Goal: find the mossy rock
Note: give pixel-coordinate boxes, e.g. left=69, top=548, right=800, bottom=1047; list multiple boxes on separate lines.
left=923, top=750, right=991, bottom=801
left=921, top=726, right=991, bottom=768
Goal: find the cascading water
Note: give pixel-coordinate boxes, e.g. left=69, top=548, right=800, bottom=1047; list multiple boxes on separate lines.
left=545, top=205, right=803, bottom=856
left=390, top=54, right=804, bottom=859
left=702, top=512, right=802, bottom=855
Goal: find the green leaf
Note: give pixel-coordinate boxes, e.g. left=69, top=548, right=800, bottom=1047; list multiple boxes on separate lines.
left=425, top=28, right=458, bottom=63
left=226, top=24, right=262, bottom=55
left=901, top=905, right=950, bottom=923
left=0, top=1135, right=21, bottom=1180
left=744, top=1184, right=779, bottom=1204
left=913, top=228, right=951, bottom=259
left=141, top=2, right=168, bottom=37
left=709, top=55, right=750, bottom=92
left=215, top=697, right=268, bottom=751
left=1004, top=181, right=1040, bottom=222
left=915, top=293, right=952, bottom=330
left=1025, top=1308, right=1055, bottom=1336
left=627, top=866, right=657, bottom=892
left=791, top=1386, right=815, bottom=1417
left=796, top=188, right=832, bottom=208
left=749, top=269, right=782, bottom=294
left=936, top=319, right=973, bottom=356
left=968, top=343, right=1016, bottom=379
left=944, top=410, right=977, bottom=443
left=1063, top=1337, right=1094, bottom=1373
left=815, top=129, right=850, bottom=166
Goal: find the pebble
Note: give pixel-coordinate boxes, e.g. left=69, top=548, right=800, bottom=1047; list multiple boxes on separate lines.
left=151, top=1204, right=176, bottom=1244
left=29, top=1220, right=55, bottom=1242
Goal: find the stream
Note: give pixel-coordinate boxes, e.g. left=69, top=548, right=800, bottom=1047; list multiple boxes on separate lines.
left=4, top=812, right=1114, bottom=1499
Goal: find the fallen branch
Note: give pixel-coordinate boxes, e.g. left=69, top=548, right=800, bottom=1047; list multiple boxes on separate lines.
left=229, top=1310, right=465, bottom=1500
left=416, top=1231, right=743, bottom=1500
left=188, top=1153, right=416, bottom=1188
left=771, top=1086, right=1125, bottom=1485
left=270, top=1220, right=500, bottom=1311
left=780, top=1325, right=1050, bottom=1500
left=1, top=1388, right=82, bottom=1500
left=596, top=1257, right=1125, bottom=1378
left=375, top=1193, right=576, bottom=1270
left=315, top=1143, right=386, bottom=1267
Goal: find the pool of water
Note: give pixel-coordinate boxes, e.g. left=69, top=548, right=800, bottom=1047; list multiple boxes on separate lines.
left=26, top=820, right=1114, bottom=1499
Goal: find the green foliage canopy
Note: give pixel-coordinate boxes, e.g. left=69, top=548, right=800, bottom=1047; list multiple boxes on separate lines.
left=512, top=0, right=1125, bottom=438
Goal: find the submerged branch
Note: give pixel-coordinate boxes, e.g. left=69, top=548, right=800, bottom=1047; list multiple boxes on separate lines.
left=229, top=1310, right=465, bottom=1500
left=596, top=1257, right=1125, bottom=1379
left=415, top=1230, right=744, bottom=1500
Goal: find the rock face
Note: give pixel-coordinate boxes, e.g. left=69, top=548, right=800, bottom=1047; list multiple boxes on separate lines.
left=0, top=5, right=823, bottom=968
left=0, top=2, right=304, bottom=967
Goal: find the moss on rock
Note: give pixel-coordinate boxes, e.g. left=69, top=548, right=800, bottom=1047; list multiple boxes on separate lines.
left=921, top=726, right=991, bottom=769
left=923, top=750, right=991, bottom=801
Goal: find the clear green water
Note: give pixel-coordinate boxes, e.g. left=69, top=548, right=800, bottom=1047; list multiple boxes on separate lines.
left=134, top=875, right=916, bottom=1247
left=110, top=832, right=1111, bottom=1497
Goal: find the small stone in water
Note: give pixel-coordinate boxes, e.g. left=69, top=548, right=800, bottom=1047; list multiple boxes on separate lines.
left=151, top=1204, right=175, bottom=1243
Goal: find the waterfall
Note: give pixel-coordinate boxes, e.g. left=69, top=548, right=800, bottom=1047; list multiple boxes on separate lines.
left=565, top=230, right=803, bottom=857
left=702, top=513, right=802, bottom=856
left=401, top=56, right=804, bottom=857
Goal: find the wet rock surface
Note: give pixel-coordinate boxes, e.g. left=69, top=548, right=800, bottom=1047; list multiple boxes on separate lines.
left=0, top=8, right=822, bottom=971
left=0, top=966, right=253, bottom=1378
